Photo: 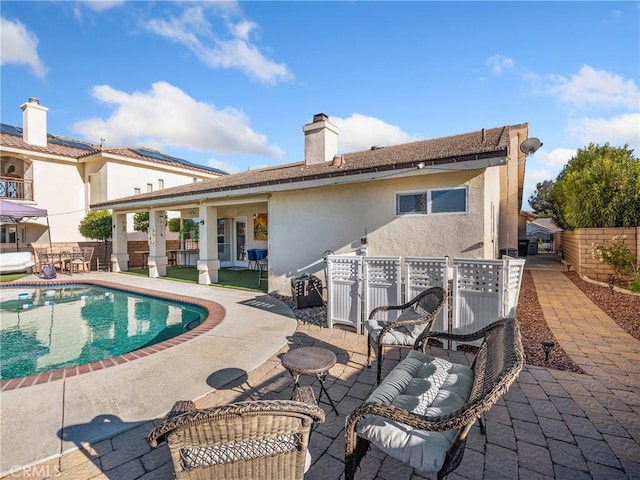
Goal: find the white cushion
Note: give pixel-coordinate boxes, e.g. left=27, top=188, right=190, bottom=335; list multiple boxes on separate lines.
left=0, top=252, right=35, bottom=273
left=355, top=350, right=474, bottom=473
left=365, top=306, right=427, bottom=345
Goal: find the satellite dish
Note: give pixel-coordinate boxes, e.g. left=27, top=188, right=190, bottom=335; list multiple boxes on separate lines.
left=520, top=137, right=542, bottom=155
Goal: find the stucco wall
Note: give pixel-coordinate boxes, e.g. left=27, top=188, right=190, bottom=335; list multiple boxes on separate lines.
left=33, top=160, right=86, bottom=242
left=103, top=162, right=203, bottom=201
left=268, top=169, right=489, bottom=294
left=557, top=227, right=640, bottom=281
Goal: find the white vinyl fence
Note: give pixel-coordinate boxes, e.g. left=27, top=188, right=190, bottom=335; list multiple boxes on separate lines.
left=326, top=254, right=525, bottom=350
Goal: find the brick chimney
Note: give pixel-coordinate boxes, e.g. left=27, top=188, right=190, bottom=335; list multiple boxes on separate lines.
left=303, top=113, right=339, bottom=165
left=20, top=97, right=48, bottom=147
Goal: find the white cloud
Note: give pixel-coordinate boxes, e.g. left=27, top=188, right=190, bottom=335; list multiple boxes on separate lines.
left=567, top=113, right=640, bottom=150
left=0, top=17, right=47, bottom=78
left=144, top=6, right=291, bottom=84
left=206, top=157, right=241, bottom=175
left=331, top=114, right=418, bottom=153
left=486, top=55, right=515, bottom=75
left=73, top=81, right=285, bottom=158
left=533, top=148, right=576, bottom=168
left=523, top=166, right=558, bottom=209
left=546, top=65, right=639, bottom=109
left=84, top=1, right=125, bottom=12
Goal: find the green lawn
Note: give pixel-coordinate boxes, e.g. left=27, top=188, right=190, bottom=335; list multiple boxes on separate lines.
left=0, top=273, right=29, bottom=283
left=123, top=267, right=267, bottom=293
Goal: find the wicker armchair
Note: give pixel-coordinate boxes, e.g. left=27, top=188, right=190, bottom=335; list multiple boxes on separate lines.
left=365, top=286, right=446, bottom=384
left=345, top=318, right=525, bottom=480
left=148, top=399, right=325, bottom=480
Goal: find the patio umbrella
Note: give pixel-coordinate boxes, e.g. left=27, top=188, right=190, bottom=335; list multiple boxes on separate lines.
left=0, top=199, right=52, bottom=253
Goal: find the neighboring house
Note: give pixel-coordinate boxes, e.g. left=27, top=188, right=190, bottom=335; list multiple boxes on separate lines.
left=527, top=217, right=562, bottom=251
left=95, top=113, right=535, bottom=294
left=0, top=98, right=226, bottom=250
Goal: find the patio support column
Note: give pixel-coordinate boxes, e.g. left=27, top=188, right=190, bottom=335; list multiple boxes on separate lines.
left=111, top=213, right=129, bottom=272
left=197, top=205, right=220, bottom=284
left=148, top=210, right=167, bottom=278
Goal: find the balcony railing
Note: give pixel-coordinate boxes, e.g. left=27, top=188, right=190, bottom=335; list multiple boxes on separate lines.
left=0, top=177, right=33, bottom=201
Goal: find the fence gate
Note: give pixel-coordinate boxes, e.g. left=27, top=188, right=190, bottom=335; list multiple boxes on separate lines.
left=363, top=257, right=402, bottom=325
left=327, top=255, right=362, bottom=333
left=405, top=257, right=449, bottom=333
left=451, top=257, right=526, bottom=349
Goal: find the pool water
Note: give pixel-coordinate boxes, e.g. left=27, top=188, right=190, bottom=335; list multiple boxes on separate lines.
left=0, top=285, right=206, bottom=381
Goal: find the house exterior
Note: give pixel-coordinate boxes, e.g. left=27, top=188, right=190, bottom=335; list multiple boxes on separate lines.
left=94, top=113, right=534, bottom=295
left=0, top=98, right=226, bottom=250
left=527, top=217, right=562, bottom=251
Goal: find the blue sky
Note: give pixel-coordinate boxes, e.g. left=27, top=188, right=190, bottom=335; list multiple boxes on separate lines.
left=2, top=1, right=639, bottom=208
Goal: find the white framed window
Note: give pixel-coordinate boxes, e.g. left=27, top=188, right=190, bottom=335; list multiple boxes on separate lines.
left=396, top=187, right=467, bottom=215
left=158, top=179, right=164, bottom=190
left=134, top=187, right=141, bottom=195
left=147, top=183, right=153, bottom=193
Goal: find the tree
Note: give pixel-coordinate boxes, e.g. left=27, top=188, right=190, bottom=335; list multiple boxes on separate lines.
left=133, top=211, right=168, bottom=233
left=79, top=210, right=112, bottom=268
left=133, top=212, right=149, bottom=233
left=168, top=217, right=181, bottom=233
left=528, top=180, right=555, bottom=217
left=550, top=143, right=640, bottom=230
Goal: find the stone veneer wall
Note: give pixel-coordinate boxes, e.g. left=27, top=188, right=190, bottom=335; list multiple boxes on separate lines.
left=557, top=227, right=640, bottom=282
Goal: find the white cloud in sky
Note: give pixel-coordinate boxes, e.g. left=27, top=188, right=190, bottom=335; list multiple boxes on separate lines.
left=533, top=148, right=576, bottom=168
left=83, top=1, right=125, bottom=12
left=206, top=157, right=242, bottom=175
left=144, top=6, right=292, bottom=84
left=331, top=114, right=418, bottom=153
left=546, top=65, right=639, bottom=109
left=486, top=55, right=515, bottom=75
left=73, top=81, right=285, bottom=158
left=0, top=17, right=47, bottom=78
left=567, top=113, right=640, bottom=150
left=523, top=166, right=557, bottom=209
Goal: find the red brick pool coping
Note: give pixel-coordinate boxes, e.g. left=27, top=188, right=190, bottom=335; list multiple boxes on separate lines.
left=0, top=279, right=226, bottom=391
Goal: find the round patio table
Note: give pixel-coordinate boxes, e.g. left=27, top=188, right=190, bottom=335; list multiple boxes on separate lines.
left=281, top=346, right=338, bottom=415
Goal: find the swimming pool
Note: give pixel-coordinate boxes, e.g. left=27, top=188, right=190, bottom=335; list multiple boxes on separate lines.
left=0, top=283, right=208, bottom=381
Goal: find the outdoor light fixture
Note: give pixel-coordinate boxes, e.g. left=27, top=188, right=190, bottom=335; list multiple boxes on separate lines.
left=199, top=219, right=205, bottom=225
left=541, top=339, right=555, bottom=362
left=417, top=162, right=425, bottom=169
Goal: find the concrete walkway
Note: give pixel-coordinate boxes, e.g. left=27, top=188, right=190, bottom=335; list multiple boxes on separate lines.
left=3, top=260, right=640, bottom=479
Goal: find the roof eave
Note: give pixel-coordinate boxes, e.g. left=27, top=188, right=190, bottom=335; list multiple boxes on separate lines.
left=93, top=150, right=508, bottom=211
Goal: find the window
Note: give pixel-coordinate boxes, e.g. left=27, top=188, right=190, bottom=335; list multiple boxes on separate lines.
left=396, top=187, right=467, bottom=215
left=431, top=188, right=467, bottom=213
left=158, top=179, right=164, bottom=190
left=134, top=187, right=141, bottom=195
left=147, top=183, right=153, bottom=193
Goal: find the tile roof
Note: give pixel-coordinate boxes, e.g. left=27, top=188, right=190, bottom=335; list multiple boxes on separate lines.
left=0, top=123, right=226, bottom=176
left=94, top=125, right=516, bottom=208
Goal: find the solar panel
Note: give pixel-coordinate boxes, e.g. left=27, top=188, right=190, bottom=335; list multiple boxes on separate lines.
left=47, top=136, right=96, bottom=151
left=132, top=148, right=227, bottom=175
left=0, top=124, right=23, bottom=135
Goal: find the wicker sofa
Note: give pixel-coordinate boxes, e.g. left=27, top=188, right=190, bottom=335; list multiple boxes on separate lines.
left=345, top=317, right=524, bottom=480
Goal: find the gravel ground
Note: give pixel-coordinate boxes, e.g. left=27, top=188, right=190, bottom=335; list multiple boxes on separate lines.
left=272, top=269, right=639, bottom=373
